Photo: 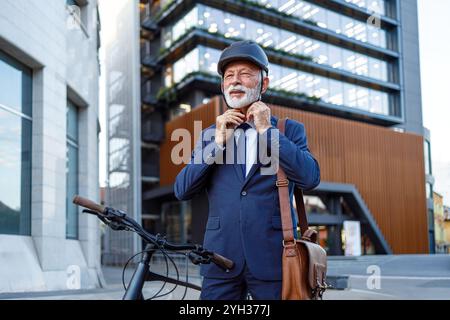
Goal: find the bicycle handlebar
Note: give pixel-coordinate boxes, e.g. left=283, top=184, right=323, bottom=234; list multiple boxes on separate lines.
left=73, top=195, right=105, bottom=214
left=72, top=195, right=234, bottom=271
left=211, top=253, right=234, bottom=271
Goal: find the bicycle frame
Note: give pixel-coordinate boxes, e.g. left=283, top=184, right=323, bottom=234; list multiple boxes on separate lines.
left=123, top=243, right=202, bottom=300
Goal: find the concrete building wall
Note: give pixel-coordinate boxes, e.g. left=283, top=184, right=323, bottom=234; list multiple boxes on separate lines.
left=0, top=0, right=101, bottom=292
left=397, top=0, right=424, bottom=135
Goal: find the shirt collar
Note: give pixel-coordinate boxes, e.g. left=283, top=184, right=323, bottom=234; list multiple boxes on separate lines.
left=246, top=120, right=256, bottom=129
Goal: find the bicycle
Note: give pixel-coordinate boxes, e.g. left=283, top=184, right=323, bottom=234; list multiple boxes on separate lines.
left=72, top=195, right=235, bottom=300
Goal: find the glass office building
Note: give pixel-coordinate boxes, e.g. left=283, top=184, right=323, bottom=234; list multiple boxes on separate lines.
left=115, top=0, right=431, bottom=257
left=149, top=0, right=401, bottom=123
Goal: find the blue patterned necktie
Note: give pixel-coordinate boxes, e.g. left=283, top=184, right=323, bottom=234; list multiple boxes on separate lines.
left=236, top=122, right=252, bottom=178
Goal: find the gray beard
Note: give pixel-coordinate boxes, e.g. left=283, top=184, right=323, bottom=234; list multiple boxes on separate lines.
left=224, top=84, right=260, bottom=109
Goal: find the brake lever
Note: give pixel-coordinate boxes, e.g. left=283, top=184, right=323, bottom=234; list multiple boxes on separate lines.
left=188, top=251, right=211, bottom=265
left=109, top=221, right=130, bottom=231
left=190, top=247, right=232, bottom=271
left=82, top=209, right=131, bottom=231
left=82, top=209, right=101, bottom=216
left=104, top=207, right=127, bottom=220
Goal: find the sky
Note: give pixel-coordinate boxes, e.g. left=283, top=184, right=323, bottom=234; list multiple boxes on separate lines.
left=417, top=0, right=450, bottom=205
left=97, top=0, right=450, bottom=206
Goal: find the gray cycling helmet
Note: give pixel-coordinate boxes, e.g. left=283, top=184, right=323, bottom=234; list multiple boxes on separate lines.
left=217, top=40, right=269, bottom=76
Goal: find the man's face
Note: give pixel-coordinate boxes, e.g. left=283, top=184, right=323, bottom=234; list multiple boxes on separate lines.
left=222, top=61, right=264, bottom=109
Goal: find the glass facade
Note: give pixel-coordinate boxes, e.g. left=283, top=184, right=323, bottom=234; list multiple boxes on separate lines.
left=167, top=46, right=390, bottom=116
left=343, top=0, right=386, bottom=15
left=0, top=50, right=32, bottom=235
left=252, top=0, right=388, bottom=47
left=66, top=99, right=79, bottom=239
left=162, top=5, right=389, bottom=82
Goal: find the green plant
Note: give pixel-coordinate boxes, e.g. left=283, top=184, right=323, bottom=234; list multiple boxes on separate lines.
left=266, top=87, right=322, bottom=103
left=156, top=85, right=177, bottom=103
left=177, top=71, right=221, bottom=85
left=303, top=19, right=319, bottom=27
left=156, top=71, right=220, bottom=103
left=152, top=0, right=176, bottom=22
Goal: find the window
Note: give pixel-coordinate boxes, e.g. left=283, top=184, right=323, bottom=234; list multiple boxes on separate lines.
left=327, top=79, right=344, bottom=105
left=343, top=83, right=358, bottom=107
left=173, top=48, right=199, bottom=83
left=161, top=7, right=198, bottom=48
left=0, top=50, right=32, bottom=235
left=354, top=53, right=369, bottom=77
left=161, top=201, right=192, bottom=243
left=66, top=99, right=79, bottom=239
left=424, top=140, right=432, bottom=175
left=426, top=183, right=433, bottom=200
left=356, top=87, right=369, bottom=111
left=369, top=89, right=387, bottom=114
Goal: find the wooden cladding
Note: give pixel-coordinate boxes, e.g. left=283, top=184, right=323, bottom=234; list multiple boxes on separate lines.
left=160, top=96, right=429, bottom=254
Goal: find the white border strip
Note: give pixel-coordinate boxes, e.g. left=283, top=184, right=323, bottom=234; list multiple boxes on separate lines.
left=0, top=103, right=32, bottom=121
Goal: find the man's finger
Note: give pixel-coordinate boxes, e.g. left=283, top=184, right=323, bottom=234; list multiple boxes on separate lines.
left=227, top=115, right=244, bottom=124
left=247, top=111, right=254, bottom=122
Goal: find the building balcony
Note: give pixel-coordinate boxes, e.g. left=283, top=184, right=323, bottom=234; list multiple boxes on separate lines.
left=142, top=164, right=159, bottom=181
left=140, top=0, right=159, bottom=35
left=142, top=147, right=160, bottom=182
left=141, top=81, right=158, bottom=106
left=155, top=0, right=399, bottom=57
left=142, top=110, right=165, bottom=143
left=158, top=27, right=400, bottom=92
left=162, top=71, right=402, bottom=126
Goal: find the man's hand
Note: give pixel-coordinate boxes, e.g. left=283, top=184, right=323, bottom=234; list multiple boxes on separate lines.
left=247, top=101, right=271, bottom=134
left=215, top=109, right=246, bottom=146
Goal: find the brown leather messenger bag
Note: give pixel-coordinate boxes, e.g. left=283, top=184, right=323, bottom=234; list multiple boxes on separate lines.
left=276, top=117, right=328, bottom=300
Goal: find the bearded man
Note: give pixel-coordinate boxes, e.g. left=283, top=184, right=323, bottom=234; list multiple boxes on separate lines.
left=174, top=40, right=320, bottom=300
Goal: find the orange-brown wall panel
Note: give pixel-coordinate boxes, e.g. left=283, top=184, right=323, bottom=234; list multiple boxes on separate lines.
left=160, top=96, right=429, bottom=254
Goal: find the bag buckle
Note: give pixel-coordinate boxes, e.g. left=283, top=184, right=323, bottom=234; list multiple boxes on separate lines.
left=282, top=240, right=296, bottom=248
left=276, top=179, right=289, bottom=187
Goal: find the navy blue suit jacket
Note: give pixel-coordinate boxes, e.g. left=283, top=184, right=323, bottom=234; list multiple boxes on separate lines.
left=174, top=115, right=320, bottom=281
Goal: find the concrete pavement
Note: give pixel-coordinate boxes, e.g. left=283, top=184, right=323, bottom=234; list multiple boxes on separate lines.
left=1, top=254, right=449, bottom=300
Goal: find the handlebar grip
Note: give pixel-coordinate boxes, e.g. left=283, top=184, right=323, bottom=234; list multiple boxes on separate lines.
left=73, top=195, right=105, bottom=214
left=211, top=253, right=234, bottom=271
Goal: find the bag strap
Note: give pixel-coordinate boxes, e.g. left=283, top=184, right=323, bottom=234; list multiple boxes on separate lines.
left=276, top=117, right=309, bottom=241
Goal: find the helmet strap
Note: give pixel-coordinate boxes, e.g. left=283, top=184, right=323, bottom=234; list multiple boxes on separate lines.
left=220, top=80, right=232, bottom=109
left=258, top=70, right=264, bottom=101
